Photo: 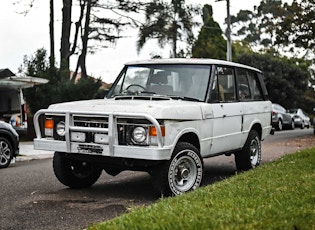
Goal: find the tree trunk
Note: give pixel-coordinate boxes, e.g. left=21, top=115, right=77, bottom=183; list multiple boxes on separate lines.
left=49, top=0, right=55, bottom=74
left=70, top=0, right=86, bottom=82
left=172, top=21, right=178, bottom=58
left=75, top=0, right=91, bottom=79
left=60, top=0, right=72, bottom=73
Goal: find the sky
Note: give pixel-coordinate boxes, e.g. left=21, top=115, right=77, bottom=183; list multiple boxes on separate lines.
left=0, top=0, right=287, bottom=83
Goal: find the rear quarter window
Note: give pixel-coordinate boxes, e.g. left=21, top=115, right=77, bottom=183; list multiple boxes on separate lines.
left=235, top=68, right=265, bottom=101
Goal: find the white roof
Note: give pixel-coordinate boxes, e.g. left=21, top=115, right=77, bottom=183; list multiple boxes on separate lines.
left=125, top=58, right=262, bottom=73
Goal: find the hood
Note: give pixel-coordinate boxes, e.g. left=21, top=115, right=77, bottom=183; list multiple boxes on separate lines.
left=48, top=98, right=204, bottom=120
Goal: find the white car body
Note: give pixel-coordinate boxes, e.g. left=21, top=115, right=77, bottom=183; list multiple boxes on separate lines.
left=34, top=98, right=271, bottom=159
left=33, top=58, right=272, bottom=196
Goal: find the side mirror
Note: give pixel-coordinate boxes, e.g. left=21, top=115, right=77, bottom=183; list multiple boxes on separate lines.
left=102, top=89, right=110, bottom=98
left=95, top=89, right=110, bottom=99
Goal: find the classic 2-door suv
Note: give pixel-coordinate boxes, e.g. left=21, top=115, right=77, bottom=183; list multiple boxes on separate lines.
left=33, top=59, right=272, bottom=196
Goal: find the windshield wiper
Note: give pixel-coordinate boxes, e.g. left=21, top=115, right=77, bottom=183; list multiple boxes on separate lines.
left=169, top=95, right=201, bottom=102
left=139, top=91, right=156, bottom=95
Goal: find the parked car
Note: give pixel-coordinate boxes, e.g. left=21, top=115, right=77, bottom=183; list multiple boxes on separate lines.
left=0, top=121, right=19, bottom=168
left=33, top=58, right=273, bottom=196
left=288, top=108, right=310, bottom=129
left=272, top=103, right=295, bottom=131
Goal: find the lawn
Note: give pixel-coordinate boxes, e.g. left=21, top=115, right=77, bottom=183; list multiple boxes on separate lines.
left=87, top=148, right=315, bottom=230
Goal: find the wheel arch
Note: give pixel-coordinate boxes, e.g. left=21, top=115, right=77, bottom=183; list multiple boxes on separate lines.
left=0, top=131, right=17, bottom=154
left=250, top=123, right=262, bottom=140
left=176, top=131, right=200, bottom=151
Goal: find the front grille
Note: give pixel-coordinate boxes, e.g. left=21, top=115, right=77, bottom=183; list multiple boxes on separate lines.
left=73, top=116, right=109, bottom=128
left=72, top=116, right=109, bottom=143
left=67, top=115, right=158, bottom=146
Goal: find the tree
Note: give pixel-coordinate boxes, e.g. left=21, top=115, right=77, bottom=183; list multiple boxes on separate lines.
left=59, top=0, right=142, bottom=80
left=191, top=4, right=226, bottom=59
left=275, top=0, right=315, bottom=58
left=230, top=0, right=315, bottom=60
left=230, top=0, right=290, bottom=53
left=15, top=0, right=142, bottom=79
left=20, top=48, right=101, bottom=114
left=137, top=0, right=200, bottom=58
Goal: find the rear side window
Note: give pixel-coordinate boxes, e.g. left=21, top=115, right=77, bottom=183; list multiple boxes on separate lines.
left=235, top=68, right=264, bottom=101
left=236, top=68, right=251, bottom=100
left=247, top=71, right=263, bottom=100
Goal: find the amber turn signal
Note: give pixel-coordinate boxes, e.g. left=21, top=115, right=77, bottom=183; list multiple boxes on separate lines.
left=45, top=119, right=54, bottom=129
left=149, top=126, right=165, bottom=136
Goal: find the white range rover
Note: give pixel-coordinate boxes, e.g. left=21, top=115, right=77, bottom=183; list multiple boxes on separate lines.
left=33, top=59, right=273, bottom=196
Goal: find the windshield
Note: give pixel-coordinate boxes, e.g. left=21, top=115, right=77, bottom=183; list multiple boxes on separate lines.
left=108, top=64, right=211, bottom=101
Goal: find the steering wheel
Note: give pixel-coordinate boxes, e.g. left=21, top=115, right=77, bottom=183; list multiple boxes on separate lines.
left=126, top=84, right=146, bottom=91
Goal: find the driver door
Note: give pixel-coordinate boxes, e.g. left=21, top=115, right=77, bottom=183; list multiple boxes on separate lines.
left=209, top=65, right=243, bottom=154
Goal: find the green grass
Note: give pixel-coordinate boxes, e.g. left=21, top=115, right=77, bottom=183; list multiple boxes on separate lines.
left=87, top=149, right=315, bottom=230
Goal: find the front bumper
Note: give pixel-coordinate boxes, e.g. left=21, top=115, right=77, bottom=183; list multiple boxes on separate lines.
left=33, top=109, right=172, bottom=161
left=34, top=139, right=172, bottom=160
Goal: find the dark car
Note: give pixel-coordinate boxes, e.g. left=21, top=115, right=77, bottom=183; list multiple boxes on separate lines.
left=288, top=108, right=310, bottom=129
left=272, top=103, right=295, bottom=131
left=0, top=121, right=19, bottom=168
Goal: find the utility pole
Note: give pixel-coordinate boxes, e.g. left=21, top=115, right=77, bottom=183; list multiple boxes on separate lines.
left=216, top=0, right=232, bottom=61
left=226, top=0, right=232, bottom=61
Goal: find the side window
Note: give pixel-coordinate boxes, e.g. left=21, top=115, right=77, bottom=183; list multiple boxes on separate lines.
left=210, top=66, right=236, bottom=102
left=247, top=71, right=263, bottom=100
left=236, top=68, right=251, bottom=101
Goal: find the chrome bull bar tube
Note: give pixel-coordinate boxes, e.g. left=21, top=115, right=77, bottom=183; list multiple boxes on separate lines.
left=33, top=109, right=164, bottom=154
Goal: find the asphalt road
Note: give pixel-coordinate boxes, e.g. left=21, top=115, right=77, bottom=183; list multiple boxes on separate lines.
left=0, top=129, right=314, bottom=230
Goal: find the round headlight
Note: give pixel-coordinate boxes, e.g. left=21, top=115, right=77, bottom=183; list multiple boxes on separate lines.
left=132, top=127, right=147, bottom=144
left=56, top=121, right=66, bottom=136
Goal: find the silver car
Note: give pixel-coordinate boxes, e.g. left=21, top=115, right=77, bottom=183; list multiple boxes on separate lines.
left=271, top=104, right=295, bottom=131
left=288, top=108, right=310, bottom=129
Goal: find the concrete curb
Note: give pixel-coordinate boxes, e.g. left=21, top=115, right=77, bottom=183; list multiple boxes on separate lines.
left=16, top=154, right=53, bottom=162
left=16, top=141, right=54, bottom=162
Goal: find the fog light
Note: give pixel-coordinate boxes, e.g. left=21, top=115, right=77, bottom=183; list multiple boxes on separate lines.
left=71, top=132, right=86, bottom=142
left=94, top=133, right=108, bottom=144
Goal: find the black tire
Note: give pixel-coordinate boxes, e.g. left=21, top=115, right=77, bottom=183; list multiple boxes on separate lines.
left=290, top=120, right=295, bottom=130
left=300, top=122, right=305, bottom=129
left=276, top=119, right=283, bottom=131
left=0, top=137, right=13, bottom=169
left=235, top=130, right=261, bottom=171
left=151, top=142, right=204, bottom=196
left=53, top=152, right=102, bottom=188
